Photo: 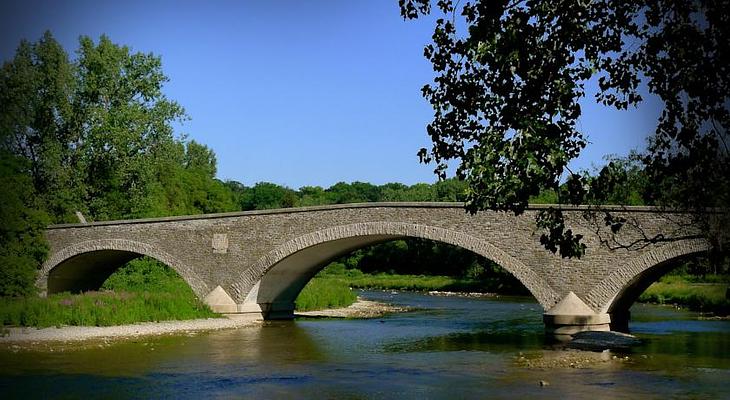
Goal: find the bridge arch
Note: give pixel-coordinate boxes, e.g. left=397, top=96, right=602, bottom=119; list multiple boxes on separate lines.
left=237, top=222, right=560, bottom=317
left=38, top=239, right=210, bottom=300
left=585, top=239, right=710, bottom=318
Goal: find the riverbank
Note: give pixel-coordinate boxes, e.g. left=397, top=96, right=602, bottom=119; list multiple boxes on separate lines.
left=296, top=297, right=411, bottom=318
left=0, top=259, right=218, bottom=329
left=0, top=314, right=262, bottom=346
left=638, top=277, right=729, bottom=316
left=310, top=269, right=730, bottom=317
left=294, top=268, right=529, bottom=312
left=0, top=297, right=401, bottom=346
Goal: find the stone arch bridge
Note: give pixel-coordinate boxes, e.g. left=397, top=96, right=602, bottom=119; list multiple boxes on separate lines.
left=39, top=203, right=707, bottom=334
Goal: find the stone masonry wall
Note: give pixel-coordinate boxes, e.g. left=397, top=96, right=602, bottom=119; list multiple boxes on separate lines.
left=39, top=203, right=707, bottom=313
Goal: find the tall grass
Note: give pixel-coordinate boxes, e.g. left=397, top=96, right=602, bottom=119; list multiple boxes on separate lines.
left=0, top=258, right=217, bottom=327
left=0, top=290, right=216, bottom=327
left=295, top=277, right=357, bottom=311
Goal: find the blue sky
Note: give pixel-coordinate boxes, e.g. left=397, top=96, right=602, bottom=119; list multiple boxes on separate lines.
left=1, top=0, right=661, bottom=189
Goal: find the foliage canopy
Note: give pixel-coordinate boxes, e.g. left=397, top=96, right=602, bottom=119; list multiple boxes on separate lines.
left=400, top=0, right=729, bottom=259
left=0, top=32, right=236, bottom=295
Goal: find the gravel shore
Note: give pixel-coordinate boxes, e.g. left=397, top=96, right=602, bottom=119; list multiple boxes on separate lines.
left=0, top=314, right=262, bottom=345
left=295, top=297, right=410, bottom=318
left=0, top=298, right=400, bottom=345
left=515, top=348, right=637, bottom=369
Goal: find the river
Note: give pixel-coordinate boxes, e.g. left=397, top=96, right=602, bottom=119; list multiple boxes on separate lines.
left=1, top=291, right=729, bottom=399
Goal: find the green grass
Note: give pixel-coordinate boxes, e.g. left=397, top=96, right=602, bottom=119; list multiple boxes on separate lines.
left=652, top=274, right=729, bottom=285
left=344, top=273, right=527, bottom=293
left=639, top=280, right=729, bottom=315
left=311, top=262, right=528, bottom=294
left=100, top=258, right=192, bottom=293
left=0, top=258, right=217, bottom=327
left=295, top=277, right=357, bottom=311
left=0, top=290, right=216, bottom=327
left=330, top=266, right=528, bottom=294
left=346, top=272, right=456, bottom=291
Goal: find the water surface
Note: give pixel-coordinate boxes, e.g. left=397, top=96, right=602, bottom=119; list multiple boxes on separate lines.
left=1, top=291, right=728, bottom=399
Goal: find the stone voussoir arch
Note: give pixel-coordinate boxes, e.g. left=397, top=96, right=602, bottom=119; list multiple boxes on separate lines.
left=237, top=222, right=560, bottom=308
left=585, top=238, right=710, bottom=314
left=39, top=238, right=210, bottom=299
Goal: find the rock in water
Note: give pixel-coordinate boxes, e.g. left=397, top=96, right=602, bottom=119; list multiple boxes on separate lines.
left=566, top=331, right=641, bottom=352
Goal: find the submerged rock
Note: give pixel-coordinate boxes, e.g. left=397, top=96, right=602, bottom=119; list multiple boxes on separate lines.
left=566, top=330, right=641, bottom=352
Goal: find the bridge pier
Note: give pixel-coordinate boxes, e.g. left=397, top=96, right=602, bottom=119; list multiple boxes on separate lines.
left=200, top=283, right=626, bottom=336
left=256, top=302, right=295, bottom=319
left=608, top=310, right=631, bottom=333
left=543, top=292, right=611, bottom=338
left=205, top=284, right=634, bottom=337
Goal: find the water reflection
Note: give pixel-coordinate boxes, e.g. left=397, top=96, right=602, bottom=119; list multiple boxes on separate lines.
left=384, top=329, right=544, bottom=353
left=196, top=321, right=327, bottom=366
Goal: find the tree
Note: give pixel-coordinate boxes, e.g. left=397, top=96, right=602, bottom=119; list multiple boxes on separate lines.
left=0, top=32, right=71, bottom=294
left=1, top=32, right=231, bottom=295
left=298, top=185, right=330, bottom=206
left=73, top=35, right=187, bottom=220
left=1, top=32, right=189, bottom=223
left=245, top=182, right=298, bottom=210
left=433, top=177, right=467, bottom=202
left=0, top=31, right=79, bottom=222
left=406, top=183, right=436, bottom=201
left=326, top=182, right=381, bottom=204
left=0, top=152, right=49, bottom=296
left=401, top=0, right=729, bottom=259
left=184, top=140, right=217, bottom=177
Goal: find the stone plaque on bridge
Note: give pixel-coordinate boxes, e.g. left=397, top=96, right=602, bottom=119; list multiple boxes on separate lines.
left=212, top=233, right=228, bottom=254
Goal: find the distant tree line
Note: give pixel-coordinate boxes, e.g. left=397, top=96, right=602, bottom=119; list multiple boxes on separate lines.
left=224, top=179, right=469, bottom=211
